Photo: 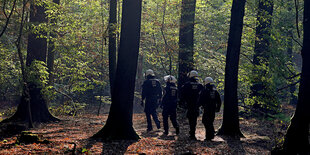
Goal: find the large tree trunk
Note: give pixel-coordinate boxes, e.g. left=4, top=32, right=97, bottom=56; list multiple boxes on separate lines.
left=4, top=1, right=58, bottom=124
left=108, top=0, right=117, bottom=95
left=92, top=0, right=142, bottom=140
left=217, top=0, right=246, bottom=137
left=178, top=0, right=196, bottom=88
left=277, top=1, right=310, bottom=154
left=251, top=0, right=274, bottom=104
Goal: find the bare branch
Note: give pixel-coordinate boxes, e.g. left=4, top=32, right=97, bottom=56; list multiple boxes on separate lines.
left=291, top=35, right=303, bottom=47
left=277, top=80, right=300, bottom=92
left=0, top=0, right=17, bottom=38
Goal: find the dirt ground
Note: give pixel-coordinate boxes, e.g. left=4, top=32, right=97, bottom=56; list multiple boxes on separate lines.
left=0, top=105, right=293, bottom=154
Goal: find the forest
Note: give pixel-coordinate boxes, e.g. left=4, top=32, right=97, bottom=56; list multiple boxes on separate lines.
left=0, top=0, right=309, bottom=154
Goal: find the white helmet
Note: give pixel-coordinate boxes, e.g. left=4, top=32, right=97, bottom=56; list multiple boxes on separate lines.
left=145, top=69, right=155, bottom=76
left=188, top=70, right=198, bottom=78
left=164, top=75, right=177, bottom=83
left=204, top=77, right=214, bottom=85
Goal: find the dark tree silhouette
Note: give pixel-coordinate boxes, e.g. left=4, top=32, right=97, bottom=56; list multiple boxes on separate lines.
left=276, top=1, right=310, bottom=154
left=108, top=0, right=117, bottom=94
left=217, top=0, right=246, bottom=137
left=251, top=0, right=274, bottom=108
left=3, top=1, right=58, bottom=124
left=92, top=0, right=142, bottom=140
left=178, top=0, right=196, bottom=88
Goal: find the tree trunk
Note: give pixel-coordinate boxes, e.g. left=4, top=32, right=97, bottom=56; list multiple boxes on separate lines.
left=178, top=0, right=196, bottom=88
left=217, top=0, right=246, bottom=137
left=108, top=0, right=117, bottom=95
left=277, top=1, right=310, bottom=154
left=251, top=0, right=274, bottom=101
left=93, top=0, right=142, bottom=140
left=287, top=31, right=298, bottom=105
left=47, top=0, right=60, bottom=86
left=4, top=1, right=58, bottom=124
left=136, top=52, right=144, bottom=92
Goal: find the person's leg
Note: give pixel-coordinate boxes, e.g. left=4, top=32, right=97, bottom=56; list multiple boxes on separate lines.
left=188, top=116, right=197, bottom=139
left=162, top=111, right=169, bottom=134
left=146, top=112, right=153, bottom=131
left=151, top=110, right=160, bottom=129
left=170, top=111, right=179, bottom=134
left=203, top=113, right=215, bottom=140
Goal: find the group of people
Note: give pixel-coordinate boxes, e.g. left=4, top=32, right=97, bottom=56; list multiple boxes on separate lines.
left=141, top=69, right=222, bottom=141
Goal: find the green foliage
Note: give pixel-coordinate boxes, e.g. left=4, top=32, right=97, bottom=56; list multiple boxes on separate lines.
left=0, top=44, right=22, bottom=101
left=81, top=148, right=89, bottom=153
left=43, top=0, right=110, bottom=107
left=237, top=0, right=301, bottom=115
left=49, top=101, right=86, bottom=116
left=0, top=107, right=17, bottom=121
left=27, top=60, right=49, bottom=88
left=0, top=0, right=304, bottom=118
left=95, top=96, right=111, bottom=105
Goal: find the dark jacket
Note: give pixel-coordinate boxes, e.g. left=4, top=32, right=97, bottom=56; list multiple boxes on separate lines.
left=162, top=82, right=178, bottom=114
left=198, top=84, right=222, bottom=114
left=142, top=76, right=162, bottom=113
left=180, top=77, right=203, bottom=117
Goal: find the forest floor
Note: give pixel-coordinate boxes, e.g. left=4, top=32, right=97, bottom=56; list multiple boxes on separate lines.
left=0, top=104, right=295, bottom=154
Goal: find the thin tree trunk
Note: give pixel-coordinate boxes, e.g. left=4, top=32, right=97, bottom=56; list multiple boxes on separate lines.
left=217, top=0, right=246, bottom=137
left=136, top=52, right=144, bottom=92
left=47, top=0, right=60, bottom=86
left=287, top=31, right=298, bottom=105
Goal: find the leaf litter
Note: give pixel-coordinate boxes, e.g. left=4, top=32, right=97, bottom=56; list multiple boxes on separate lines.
left=0, top=105, right=295, bottom=154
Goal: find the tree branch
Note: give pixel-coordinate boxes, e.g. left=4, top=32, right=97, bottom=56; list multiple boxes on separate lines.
left=152, top=33, right=169, bottom=75
left=286, top=73, right=301, bottom=80
left=0, top=0, right=17, bottom=38
left=291, top=35, right=303, bottom=47
left=294, top=0, right=301, bottom=38
left=277, top=80, right=300, bottom=92
left=240, top=52, right=254, bottom=64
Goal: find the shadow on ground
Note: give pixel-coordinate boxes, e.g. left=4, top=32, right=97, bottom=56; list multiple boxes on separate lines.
left=0, top=122, right=27, bottom=140
left=84, top=138, right=137, bottom=154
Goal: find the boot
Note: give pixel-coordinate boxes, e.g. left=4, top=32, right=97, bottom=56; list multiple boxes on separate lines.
left=175, top=127, right=180, bottom=135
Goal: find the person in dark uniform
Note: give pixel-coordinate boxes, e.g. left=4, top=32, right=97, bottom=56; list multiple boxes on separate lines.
left=198, top=77, right=222, bottom=141
left=141, top=69, right=162, bottom=132
left=180, top=70, right=203, bottom=140
left=162, top=75, right=180, bottom=135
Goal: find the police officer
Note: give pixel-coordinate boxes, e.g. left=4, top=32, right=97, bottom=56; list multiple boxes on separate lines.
left=141, top=69, right=162, bottom=132
left=198, top=77, right=222, bottom=141
left=162, top=75, right=179, bottom=135
left=180, top=70, right=203, bottom=140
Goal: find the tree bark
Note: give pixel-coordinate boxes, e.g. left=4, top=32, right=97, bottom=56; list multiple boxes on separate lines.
left=178, top=0, right=196, bottom=88
left=47, top=0, right=60, bottom=86
left=277, top=1, right=310, bottom=154
left=251, top=0, right=274, bottom=101
left=136, top=52, right=144, bottom=92
left=93, top=0, right=142, bottom=140
left=287, top=31, right=298, bottom=105
left=217, top=0, right=246, bottom=137
left=108, top=0, right=117, bottom=95
left=4, top=1, right=58, bottom=124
